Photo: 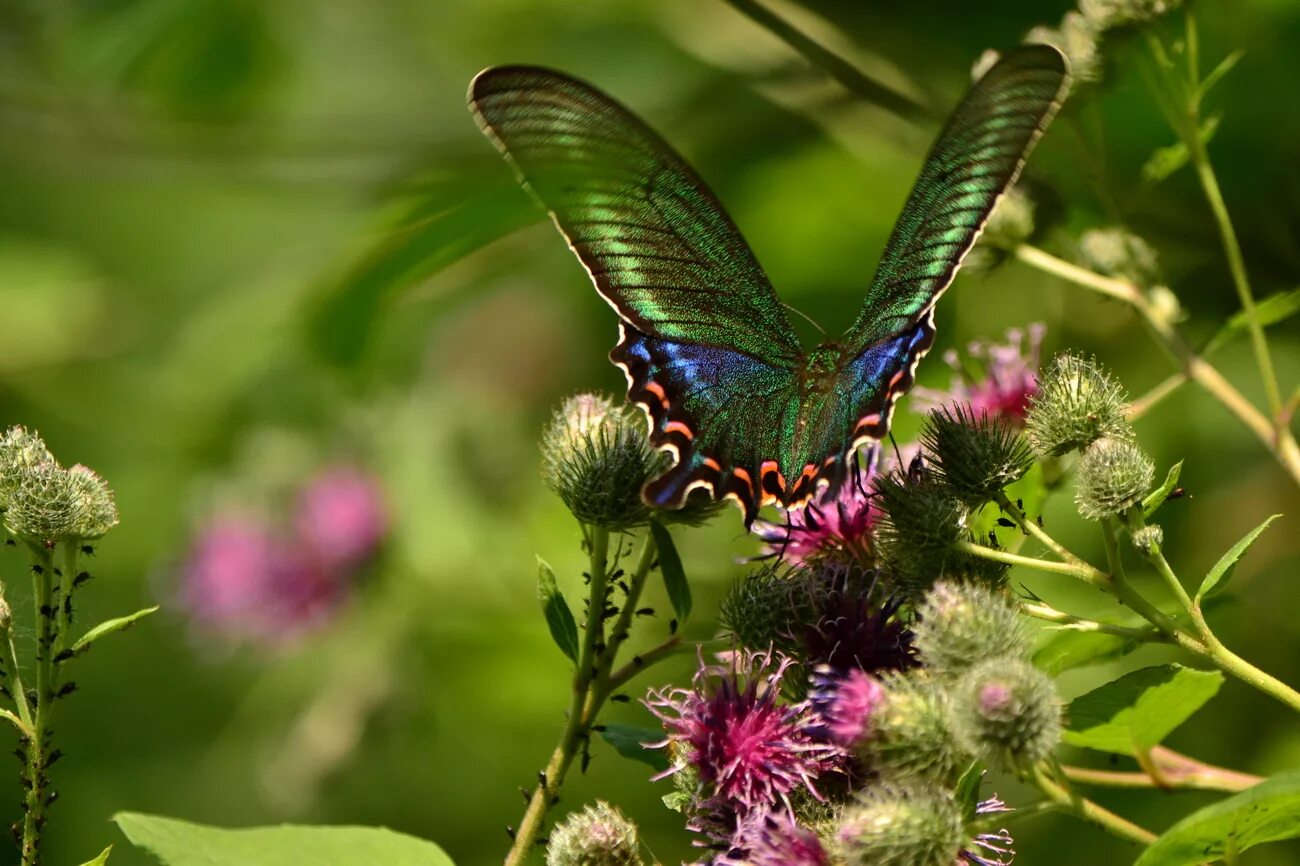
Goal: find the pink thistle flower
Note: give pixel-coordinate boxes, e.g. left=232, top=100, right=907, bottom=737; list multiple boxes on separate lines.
left=913, top=324, right=1045, bottom=427
left=801, top=564, right=917, bottom=675
left=810, top=666, right=885, bottom=749
left=294, top=464, right=388, bottom=571
left=753, top=449, right=883, bottom=566
left=723, top=812, right=830, bottom=866
left=180, top=514, right=344, bottom=644
left=645, top=651, right=843, bottom=846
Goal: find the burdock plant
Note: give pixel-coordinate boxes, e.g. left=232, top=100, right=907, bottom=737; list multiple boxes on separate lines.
left=0, top=426, right=156, bottom=866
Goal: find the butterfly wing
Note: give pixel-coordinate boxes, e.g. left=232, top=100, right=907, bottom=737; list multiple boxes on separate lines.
left=817, top=46, right=1070, bottom=480
left=469, top=66, right=804, bottom=522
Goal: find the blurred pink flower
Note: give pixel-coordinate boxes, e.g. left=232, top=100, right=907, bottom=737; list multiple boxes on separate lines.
left=295, top=464, right=387, bottom=571
left=180, top=515, right=343, bottom=643
left=913, top=324, right=1045, bottom=427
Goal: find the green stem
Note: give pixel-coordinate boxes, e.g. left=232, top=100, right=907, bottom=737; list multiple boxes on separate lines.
left=1028, top=763, right=1157, bottom=846
left=1099, top=519, right=1183, bottom=638
left=953, top=539, right=1108, bottom=587
left=21, top=543, right=56, bottom=866
left=504, top=528, right=611, bottom=866
left=1018, top=601, right=1162, bottom=642
left=598, top=536, right=659, bottom=688
left=994, top=492, right=1085, bottom=566
left=722, top=0, right=933, bottom=124
left=1193, top=636, right=1300, bottom=716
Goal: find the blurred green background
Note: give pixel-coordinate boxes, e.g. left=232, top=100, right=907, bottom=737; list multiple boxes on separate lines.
left=0, top=0, right=1298, bottom=863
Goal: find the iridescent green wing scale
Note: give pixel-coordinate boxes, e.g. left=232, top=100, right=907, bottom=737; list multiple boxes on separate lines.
left=469, top=66, right=805, bottom=523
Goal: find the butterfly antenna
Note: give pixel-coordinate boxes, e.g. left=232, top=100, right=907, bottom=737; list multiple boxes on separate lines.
left=887, top=432, right=906, bottom=472
left=782, top=303, right=827, bottom=337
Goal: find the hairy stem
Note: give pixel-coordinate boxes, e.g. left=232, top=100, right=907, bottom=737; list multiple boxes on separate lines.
left=21, top=544, right=56, bottom=866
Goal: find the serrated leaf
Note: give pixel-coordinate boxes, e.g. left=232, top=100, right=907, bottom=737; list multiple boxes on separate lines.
left=598, top=724, right=669, bottom=772
left=79, top=847, right=112, bottom=866
left=649, top=520, right=691, bottom=622
left=69, top=606, right=160, bottom=657
left=1034, top=630, right=1139, bottom=676
left=1205, top=289, right=1300, bottom=356
left=1142, top=114, right=1220, bottom=184
left=114, top=813, right=455, bottom=866
left=536, top=558, right=579, bottom=663
left=1142, top=461, right=1183, bottom=517
left=1196, top=515, right=1281, bottom=603
left=1135, top=770, right=1300, bottom=866
left=1064, top=664, right=1223, bottom=755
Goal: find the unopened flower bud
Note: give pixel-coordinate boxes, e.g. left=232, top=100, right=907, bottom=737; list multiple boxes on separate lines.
left=1079, top=227, right=1161, bottom=288
left=833, top=784, right=966, bottom=866
left=1075, top=436, right=1155, bottom=520
left=859, top=673, right=962, bottom=783
left=0, top=426, right=54, bottom=509
left=1026, top=12, right=1100, bottom=82
left=1146, top=285, right=1185, bottom=330
left=719, top=564, right=819, bottom=656
left=913, top=581, right=1030, bottom=676
left=541, top=394, right=657, bottom=530
left=1131, top=523, right=1164, bottom=556
left=1080, top=0, right=1184, bottom=29
left=1026, top=353, right=1132, bottom=456
left=951, top=656, right=1061, bottom=770
left=874, top=476, right=968, bottom=589
left=546, top=801, right=643, bottom=866
left=3, top=462, right=119, bottom=542
left=922, top=406, right=1034, bottom=506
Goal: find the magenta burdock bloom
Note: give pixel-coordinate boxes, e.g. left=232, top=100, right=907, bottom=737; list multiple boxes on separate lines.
left=724, top=813, right=830, bottom=866
left=914, top=324, right=1045, bottom=427
left=810, top=666, right=885, bottom=748
left=754, top=449, right=883, bottom=566
left=295, top=464, right=388, bottom=571
left=645, top=651, right=843, bottom=847
left=180, top=514, right=343, bottom=643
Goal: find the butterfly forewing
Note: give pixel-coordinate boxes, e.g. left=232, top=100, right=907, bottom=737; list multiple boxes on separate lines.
left=469, top=66, right=800, bottom=357
left=844, top=45, right=1069, bottom=347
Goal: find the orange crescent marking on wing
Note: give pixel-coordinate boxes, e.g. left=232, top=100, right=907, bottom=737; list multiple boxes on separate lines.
left=642, top=380, right=669, bottom=407
left=663, top=420, right=693, bottom=439
left=701, top=456, right=722, bottom=472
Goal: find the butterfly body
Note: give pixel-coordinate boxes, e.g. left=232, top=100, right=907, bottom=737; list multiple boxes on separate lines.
left=470, top=49, right=1068, bottom=524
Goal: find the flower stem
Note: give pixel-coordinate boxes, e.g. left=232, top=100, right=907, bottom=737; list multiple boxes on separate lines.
left=21, top=543, right=56, bottom=866
left=1028, top=763, right=1156, bottom=846
left=994, top=492, right=1085, bottom=566
left=953, top=539, right=1108, bottom=588
left=1018, top=601, right=1162, bottom=643
left=1062, top=746, right=1262, bottom=793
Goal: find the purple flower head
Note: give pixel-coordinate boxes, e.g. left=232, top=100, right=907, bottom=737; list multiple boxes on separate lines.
left=722, top=812, right=830, bottom=866
left=645, top=650, right=843, bottom=846
left=754, top=449, right=883, bottom=567
left=180, top=513, right=344, bottom=644
left=294, top=464, right=387, bottom=571
left=809, top=666, right=885, bottom=749
left=801, top=563, right=917, bottom=676
left=964, top=795, right=1015, bottom=866
left=914, top=324, right=1045, bottom=428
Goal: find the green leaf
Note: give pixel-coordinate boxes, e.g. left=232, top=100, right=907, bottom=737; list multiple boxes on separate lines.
left=69, top=606, right=160, bottom=658
left=649, top=520, right=691, bottom=622
left=1196, top=515, right=1281, bottom=603
left=306, top=176, right=535, bottom=369
left=1135, top=770, right=1300, bottom=866
left=1141, top=113, right=1220, bottom=184
left=536, top=558, right=579, bottom=663
left=79, top=847, right=112, bottom=866
left=1205, top=288, right=1300, bottom=356
left=954, top=762, right=987, bottom=821
left=114, top=813, right=455, bottom=866
left=662, top=791, right=691, bottom=813
left=1141, top=461, right=1183, bottom=518
left=1063, top=664, right=1224, bottom=755
left=1034, top=630, right=1139, bottom=676
left=598, top=724, right=669, bottom=772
